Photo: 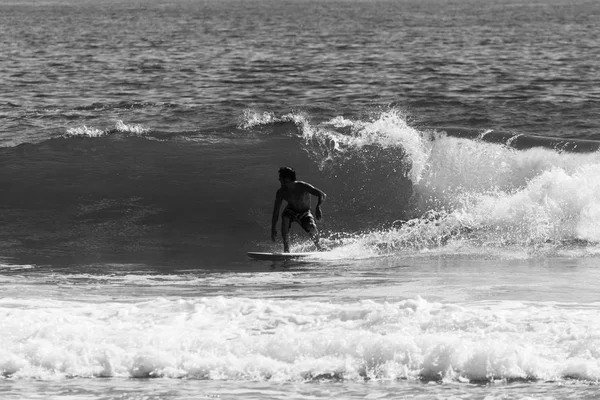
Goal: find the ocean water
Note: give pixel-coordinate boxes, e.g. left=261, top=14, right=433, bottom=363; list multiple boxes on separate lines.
left=2, top=0, right=600, bottom=399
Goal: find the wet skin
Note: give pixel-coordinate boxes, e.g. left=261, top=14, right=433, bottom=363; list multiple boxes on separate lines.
left=271, top=176, right=326, bottom=252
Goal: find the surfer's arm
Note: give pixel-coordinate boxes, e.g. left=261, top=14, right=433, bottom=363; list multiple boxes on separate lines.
left=271, top=191, right=283, bottom=241
left=301, top=182, right=326, bottom=220
left=315, top=190, right=326, bottom=206
left=315, top=190, right=326, bottom=220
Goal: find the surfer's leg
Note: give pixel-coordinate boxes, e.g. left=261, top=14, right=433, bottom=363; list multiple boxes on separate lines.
left=310, top=228, right=323, bottom=251
left=302, top=216, right=323, bottom=251
left=281, top=215, right=291, bottom=253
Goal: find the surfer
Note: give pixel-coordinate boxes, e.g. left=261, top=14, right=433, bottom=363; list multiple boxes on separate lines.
left=271, top=166, right=326, bottom=252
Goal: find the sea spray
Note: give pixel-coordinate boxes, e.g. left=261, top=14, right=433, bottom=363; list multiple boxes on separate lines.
left=298, top=109, right=431, bottom=184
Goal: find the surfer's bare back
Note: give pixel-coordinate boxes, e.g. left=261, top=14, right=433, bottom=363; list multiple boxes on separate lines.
left=271, top=166, right=326, bottom=253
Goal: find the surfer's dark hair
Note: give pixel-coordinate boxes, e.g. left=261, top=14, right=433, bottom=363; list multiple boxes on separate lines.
left=278, top=166, right=296, bottom=181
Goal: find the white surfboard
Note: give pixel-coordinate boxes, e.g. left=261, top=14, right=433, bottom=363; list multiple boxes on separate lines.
left=247, top=251, right=322, bottom=261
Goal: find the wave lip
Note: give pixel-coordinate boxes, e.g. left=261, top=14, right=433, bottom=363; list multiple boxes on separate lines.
left=298, top=109, right=431, bottom=184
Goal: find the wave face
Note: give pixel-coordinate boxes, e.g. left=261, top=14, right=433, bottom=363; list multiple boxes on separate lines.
left=2, top=113, right=600, bottom=267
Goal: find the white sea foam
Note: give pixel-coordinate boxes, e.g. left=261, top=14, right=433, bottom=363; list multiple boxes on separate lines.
left=63, top=120, right=149, bottom=138
left=412, top=138, right=600, bottom=245
left=239, top=110, right=278, bottom=129
left=64, top=125, right=105, bottom=138
left=2, top=296, right=600, bottom=383
left=239, top=110, right=308, bottom=130
left=112, top=120, right=149, bottom=135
